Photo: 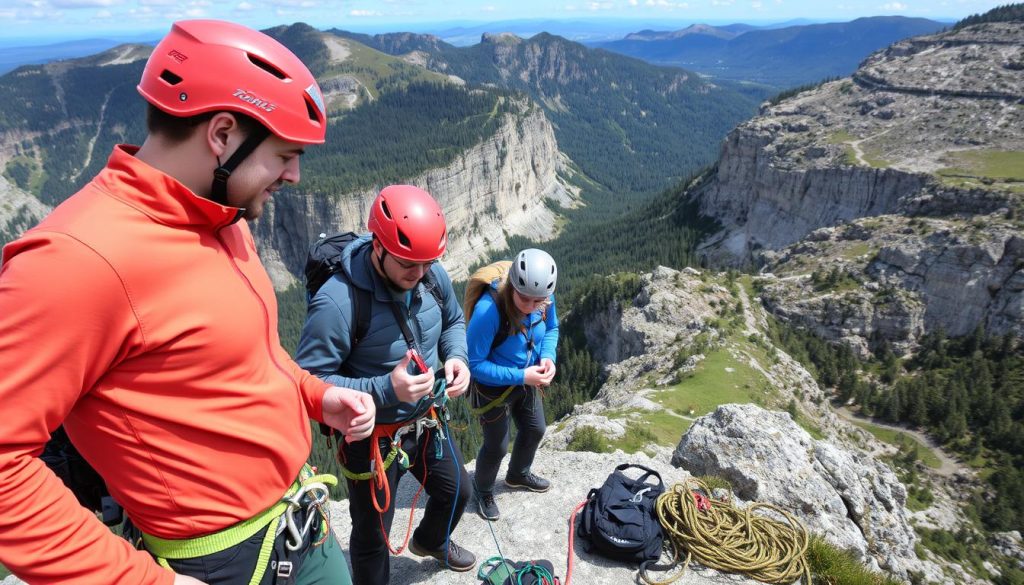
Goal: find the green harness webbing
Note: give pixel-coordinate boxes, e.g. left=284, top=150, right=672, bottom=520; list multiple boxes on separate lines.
left=142, top=466, right=337, bottom=585
left=339, top=442, right=410, bottom=481
left=470, top=385, right=516, bottom=417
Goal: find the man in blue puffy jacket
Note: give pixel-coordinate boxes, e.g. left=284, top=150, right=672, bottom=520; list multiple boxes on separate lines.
left=295, top=185, right=475, bottom=583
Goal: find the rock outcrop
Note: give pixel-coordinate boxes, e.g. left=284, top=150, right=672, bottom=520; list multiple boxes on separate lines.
left=673, top=404, right=939, bottom=582
left=693, top=21, right=1024, bottom=349
left=253, top=99, right=576, bottom=288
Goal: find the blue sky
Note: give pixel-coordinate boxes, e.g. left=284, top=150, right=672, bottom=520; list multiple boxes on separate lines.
left=0, top=0, right=1010, bottom=42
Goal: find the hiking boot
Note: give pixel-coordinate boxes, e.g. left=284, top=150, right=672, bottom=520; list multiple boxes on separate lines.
left=409, top=537, right=477, bottom=572
left=477, top=492, right=500, bottom=521
left=504, top=471, right=551, bottom=493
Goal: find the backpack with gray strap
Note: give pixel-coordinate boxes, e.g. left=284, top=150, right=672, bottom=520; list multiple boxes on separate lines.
left=576, top=463, right=665, bottom=564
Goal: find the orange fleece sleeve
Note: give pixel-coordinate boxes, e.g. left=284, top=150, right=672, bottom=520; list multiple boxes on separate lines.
left=287, top=358, right=330, bottom=423
left=0, top=233, right=174, bottom=585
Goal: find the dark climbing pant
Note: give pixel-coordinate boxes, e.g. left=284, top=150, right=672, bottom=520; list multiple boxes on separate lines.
left=473, top=384, right=546, bottom=495
left=341, top=425, right=471, bottom=584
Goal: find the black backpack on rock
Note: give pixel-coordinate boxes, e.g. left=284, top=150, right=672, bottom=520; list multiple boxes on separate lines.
left=576, top=463, right=665, bottom=564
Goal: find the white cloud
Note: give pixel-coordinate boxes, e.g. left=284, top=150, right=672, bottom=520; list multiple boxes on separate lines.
left=50, top=0, right=118, bottom=7
left=94, top=8, right=111, bottom=17
left=628, top=0, right=638, bottom=5
left=184, top=7, right=205, bottom=16
left=236, top=1, right=253, bottom=10
left=751, top=0, right=762, bottom=7
left=138, top=0, right=177, bottom=5
left=350, top=9, right=382, bottom=16
left=587, top=1, right=613, bottom=9
left=481, top=5, right=497, bottom=11
left=645, top=0, right=689, bottom=7
left=882, top=2, right=908, bottom=9
left=711, top=0, right=734, bottom=5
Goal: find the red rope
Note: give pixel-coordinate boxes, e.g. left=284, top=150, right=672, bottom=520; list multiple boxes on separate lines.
left=378, top=429, right=432, bottom=555
left=564, top=498, right=589, bottom=585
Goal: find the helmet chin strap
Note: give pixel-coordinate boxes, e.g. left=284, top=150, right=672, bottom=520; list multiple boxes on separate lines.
left=210, top=126, right=270, bottom=206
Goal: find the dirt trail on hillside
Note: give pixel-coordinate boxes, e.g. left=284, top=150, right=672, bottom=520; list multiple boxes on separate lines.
left=832, top=404, right=961, bottom=477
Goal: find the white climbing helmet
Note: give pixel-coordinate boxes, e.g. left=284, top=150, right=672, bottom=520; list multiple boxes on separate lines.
left=509, top=248, right=557, bottom=298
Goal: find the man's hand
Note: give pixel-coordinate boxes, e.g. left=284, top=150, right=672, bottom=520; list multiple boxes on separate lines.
left=322, top=386, right=375, bottom=443
left=174, top=574, right=207, bottom=584
left=391, top=350, right=434, bottom=403
left=444, top=358, right=470, bottom=398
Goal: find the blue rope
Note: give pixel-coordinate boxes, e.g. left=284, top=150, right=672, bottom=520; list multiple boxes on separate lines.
left=438, top=379, right=458, bottom=569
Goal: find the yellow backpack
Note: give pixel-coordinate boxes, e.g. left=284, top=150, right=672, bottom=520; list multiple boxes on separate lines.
left=463, top=260, right=512, bottom=323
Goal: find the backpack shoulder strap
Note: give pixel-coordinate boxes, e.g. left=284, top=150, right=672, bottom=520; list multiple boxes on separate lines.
left=350, top=284, right=371, bottom=349
left=421, top=268, right=450, bottom=329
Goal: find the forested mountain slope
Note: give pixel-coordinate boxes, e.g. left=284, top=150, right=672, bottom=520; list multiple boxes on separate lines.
left=330, top=28, right=767, bottom=207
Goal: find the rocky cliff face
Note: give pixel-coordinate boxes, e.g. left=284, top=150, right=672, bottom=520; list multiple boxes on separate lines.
left=694, top=21, right=1023, bottom=349
left=0, top=176, right=48, bottom=246
left=253, top=99, right=576, bottom=288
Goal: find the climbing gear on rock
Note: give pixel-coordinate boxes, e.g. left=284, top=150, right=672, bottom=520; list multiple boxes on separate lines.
left=478, top=556, right=560, bottom=585
left=640, top=478, right=811, bottom=585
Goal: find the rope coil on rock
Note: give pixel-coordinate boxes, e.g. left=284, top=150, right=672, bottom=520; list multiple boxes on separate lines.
left=640, top=478, right=812, bottom=585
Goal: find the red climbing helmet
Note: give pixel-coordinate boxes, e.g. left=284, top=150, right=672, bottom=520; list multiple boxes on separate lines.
left=367, top=185, right=447, bottom=262
left=137, top=19, right=327, bottom=144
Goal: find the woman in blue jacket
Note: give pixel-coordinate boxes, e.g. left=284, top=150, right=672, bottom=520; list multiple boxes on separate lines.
left=467, top=248, right=559, bottom=521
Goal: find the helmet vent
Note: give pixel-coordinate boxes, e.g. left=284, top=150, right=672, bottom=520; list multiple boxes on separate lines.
left=304, top=97, right=320, bottom=123
left=380, top=200, right=393, bottom=220
left=397, top=228, right=411, bottom=248
left=159, top=69, right=183, bottom=85
left=247, top=54, right=287, bottom=80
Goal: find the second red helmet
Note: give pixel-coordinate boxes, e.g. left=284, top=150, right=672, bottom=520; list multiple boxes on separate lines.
left=368, top=185, right=447, bottom=262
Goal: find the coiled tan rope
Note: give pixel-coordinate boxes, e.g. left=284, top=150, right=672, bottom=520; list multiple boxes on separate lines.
left=640, top=478, right=812, bottom=585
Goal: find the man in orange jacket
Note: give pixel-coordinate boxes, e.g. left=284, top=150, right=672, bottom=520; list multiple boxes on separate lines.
left=0, top=20, right=374, bottom=585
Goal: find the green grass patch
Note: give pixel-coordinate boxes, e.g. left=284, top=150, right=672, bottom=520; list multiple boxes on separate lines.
left=850, top=421, right=942, bottom=469
left=841, top=146, right=859, bottom=166
left=566, top=425, right=610, bottom=453
left=806, top=535, right=905, bottom=585
left=607, top=421, right=659, bottom=455
left=937, top=150, right=1024, bottom=192
left=840, top=242, right=874, bottom=261
left=860, top=144, right=891, bottom=169
left=655, top=347, right=766, bottom=417
left=827, top=129, right=856, bottom=144
left=605, top=412, right=691, bottom=453
left=321, top=39, right=448, bottom=101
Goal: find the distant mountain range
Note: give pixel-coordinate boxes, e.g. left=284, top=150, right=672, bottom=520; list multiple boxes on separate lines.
left=595, top=16, right=947, bottom=88
left=0, top=35, right=160, bottom=75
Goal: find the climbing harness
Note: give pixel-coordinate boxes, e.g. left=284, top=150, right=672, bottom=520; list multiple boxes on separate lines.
left=639, top=478, right=812, bottom=585
left=338, top=379, right=454, bottom=557
left=142, top=465, right=337, bottom=585
left=471, top=318, right=541, bottom=420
